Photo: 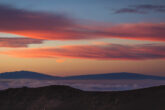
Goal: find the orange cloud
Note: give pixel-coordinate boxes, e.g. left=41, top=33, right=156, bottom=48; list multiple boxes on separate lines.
left=0, top=5, right=165, bottom=42
left=56, top=59, right=66, bottom=63
left=0, top=43, right=165, bottom=60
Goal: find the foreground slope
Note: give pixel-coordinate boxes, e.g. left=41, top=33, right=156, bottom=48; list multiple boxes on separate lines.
left=0, top=85, right=165, bottom=110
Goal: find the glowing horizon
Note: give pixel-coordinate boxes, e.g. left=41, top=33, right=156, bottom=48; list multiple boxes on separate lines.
left=0, top=0, right=165, bottom=76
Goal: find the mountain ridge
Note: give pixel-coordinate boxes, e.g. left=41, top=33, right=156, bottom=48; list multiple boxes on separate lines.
left=0, top=70, right=165, bottom=80
left=0, top=70, right=60, bottom=80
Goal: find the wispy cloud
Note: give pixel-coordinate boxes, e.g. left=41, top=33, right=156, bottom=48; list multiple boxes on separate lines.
left=114, top=4, right=165, bottom=14
left=0, top=43, right=165, bottom=60
left=0, top=37, right=44, bottom=48
left=0, top=5, right=165, bottom=42
left=114, top=8, right=146, bottom=14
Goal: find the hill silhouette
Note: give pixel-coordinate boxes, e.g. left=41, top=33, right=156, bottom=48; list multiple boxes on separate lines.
left=0, top=71, right=60, bottom=80
left=65, top=72, right=165, bottom=80
left=0, top=71, right=165, bottom=80
left=0, top=85, right=164, bottom=110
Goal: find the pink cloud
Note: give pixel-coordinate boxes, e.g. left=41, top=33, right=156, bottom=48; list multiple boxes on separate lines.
left=0, top=37, right=44, bottom=48
left=0, top=43, right=165, bottom=60
left=0, top=5, right=164, bottom=42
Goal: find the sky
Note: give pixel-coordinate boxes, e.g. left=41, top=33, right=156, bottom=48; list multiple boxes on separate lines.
left=0, top=0, right=165, bottom=76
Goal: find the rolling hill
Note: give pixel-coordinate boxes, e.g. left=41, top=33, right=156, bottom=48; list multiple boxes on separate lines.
left=0, top=71, right=165, bottom=80
left=0, top=71, right=60, bottom=80
left=65, top=72, right=165, bottom=80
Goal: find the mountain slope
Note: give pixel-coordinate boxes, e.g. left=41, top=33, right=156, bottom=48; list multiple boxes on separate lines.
left=0, top=85, right=164, bottom=110
left=0, top=71, right=60, bottom=80
left=65, top=72, right=165, bottom=80
left=0, top=71, right=165, bottom=80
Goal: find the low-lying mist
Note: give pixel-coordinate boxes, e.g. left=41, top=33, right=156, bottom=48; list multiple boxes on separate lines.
left=0, top=79, right=165, bottom=91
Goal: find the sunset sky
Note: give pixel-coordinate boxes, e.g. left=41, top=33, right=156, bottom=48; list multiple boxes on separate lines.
left=0, top=0, right=165, bottom=76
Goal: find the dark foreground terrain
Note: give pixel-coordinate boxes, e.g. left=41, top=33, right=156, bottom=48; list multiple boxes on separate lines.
left=0, top=85, right=165, bottom=110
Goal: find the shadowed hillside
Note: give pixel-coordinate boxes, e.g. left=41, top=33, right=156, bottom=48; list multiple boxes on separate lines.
left=0, top=85, right=165, bottom=110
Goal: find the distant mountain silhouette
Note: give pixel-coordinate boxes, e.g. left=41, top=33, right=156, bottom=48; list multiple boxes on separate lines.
left=0, top=71, right=165, bottom=80
left=0, top=85, right=165, bottom=110
left=0, top=71, right=60, bottom=80
left=65, top=72, right=165, bottom=80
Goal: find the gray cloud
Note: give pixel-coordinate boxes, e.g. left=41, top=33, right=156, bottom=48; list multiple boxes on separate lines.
left=114, top=4, right=165, bottom=14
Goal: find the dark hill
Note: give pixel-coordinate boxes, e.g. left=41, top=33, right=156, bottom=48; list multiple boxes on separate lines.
left=1, top=71, right=165, bottom=80
left=0, top=71, right=60, bottom=80
left=0, top=85, right=165, bottom=110
left=65, top=72, right=165, bottom=80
